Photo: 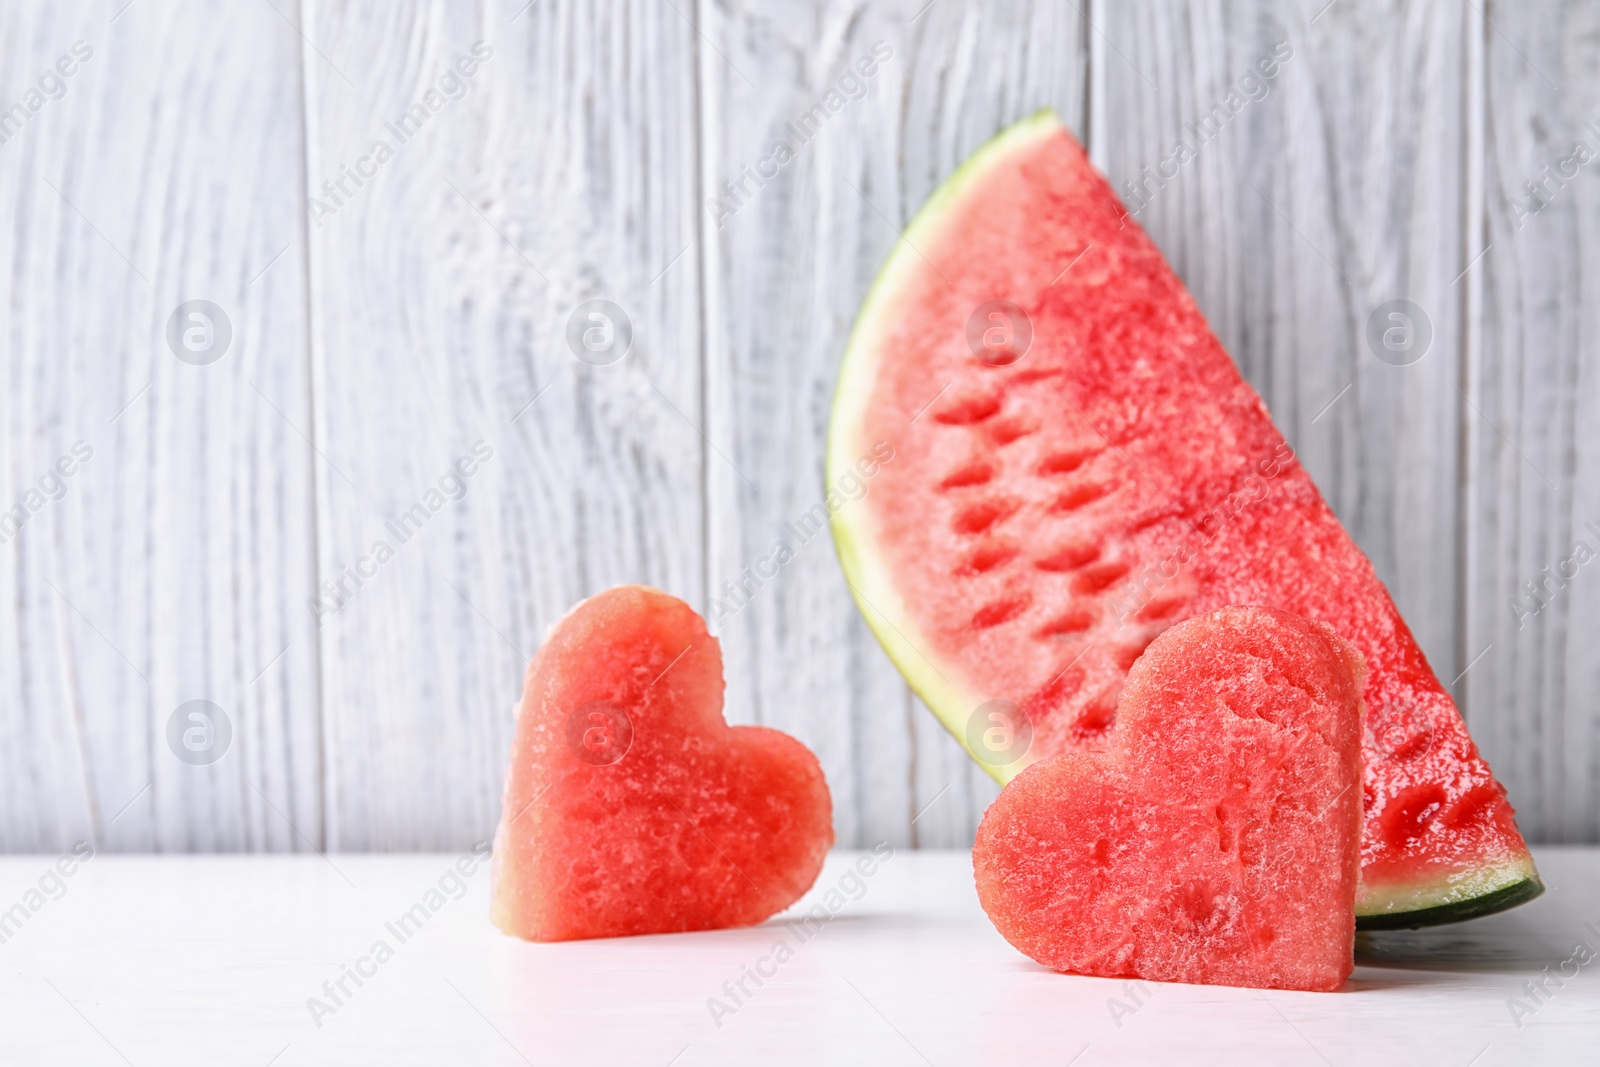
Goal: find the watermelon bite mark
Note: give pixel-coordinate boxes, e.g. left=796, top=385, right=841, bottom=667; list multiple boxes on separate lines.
left=828, top=110, right=1540, bottom=927
left=974, top=607, right=1366, bottom=992
left=491, top=586, right=833, bottom=942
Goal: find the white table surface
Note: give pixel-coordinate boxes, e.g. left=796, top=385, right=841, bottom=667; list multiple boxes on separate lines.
left=1, top=847, right=1595, bottom=1066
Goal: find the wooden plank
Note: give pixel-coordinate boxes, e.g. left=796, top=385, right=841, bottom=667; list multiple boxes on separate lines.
left=305, top=0, right=706, bottom=848
left=1095, top=3, right=1469, bottom=701
left=701, top=1, right=1089, bottom=847
left=1470, top=2, right=1600, bottom=842
left=0, top=1, right=322, bottom=851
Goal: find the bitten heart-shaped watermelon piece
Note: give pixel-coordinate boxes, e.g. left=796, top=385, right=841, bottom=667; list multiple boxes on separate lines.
left=490, top=585, right=833, bottom=942
left=974, top=607, right=1366, bottom=992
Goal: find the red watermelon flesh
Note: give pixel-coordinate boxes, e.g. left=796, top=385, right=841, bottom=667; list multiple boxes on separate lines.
left=973, top=607, right=1365, bottom=991
left=828, top=111, right=1539, bottom=926
left=490, top=585, right=833, bottom=941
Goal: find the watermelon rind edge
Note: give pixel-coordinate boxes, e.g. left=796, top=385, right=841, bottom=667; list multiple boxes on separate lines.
left=1356, top=855, right=1544, bottom=927
left=827, top=109, right=1063, bottom=783
left=1357, top=877, right=1544, bottom=930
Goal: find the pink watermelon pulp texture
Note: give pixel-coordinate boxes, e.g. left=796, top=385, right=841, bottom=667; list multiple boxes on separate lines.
left=491, top=586, right=833, bottom=941
left=829, top=112, right=1537, bottom=923
left=974, top=608, right=1365, bottom=991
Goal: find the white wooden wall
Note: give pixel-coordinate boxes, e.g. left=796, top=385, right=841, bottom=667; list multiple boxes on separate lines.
left=0, top=0, right=1593, bottom=853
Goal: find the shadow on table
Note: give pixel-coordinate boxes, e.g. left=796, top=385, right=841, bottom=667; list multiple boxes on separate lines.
left=1354, top=925, right=1566, bottom=977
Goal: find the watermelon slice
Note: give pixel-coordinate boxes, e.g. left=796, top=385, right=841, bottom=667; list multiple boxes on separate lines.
left=490, top=585, right=833, bottom=941
left=974, top=607, right=1366, bottom=991
left=828, top=110, right=1540, bottom=928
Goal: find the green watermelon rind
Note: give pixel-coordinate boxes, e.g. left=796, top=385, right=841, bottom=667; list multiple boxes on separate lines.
left=828, top=109, right=1062, bottom=780
left=1358, top=857, right=1543, bottom=928
left=826, top=109, right=1542, bottom=930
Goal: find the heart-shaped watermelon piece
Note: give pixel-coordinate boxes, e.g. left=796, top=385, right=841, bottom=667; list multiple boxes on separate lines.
left=973, top=606, right=1365, bottom=992
left=490, top=585, right=833, bottom=941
